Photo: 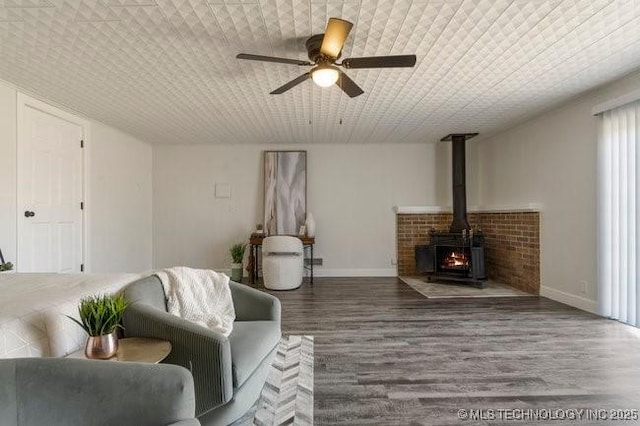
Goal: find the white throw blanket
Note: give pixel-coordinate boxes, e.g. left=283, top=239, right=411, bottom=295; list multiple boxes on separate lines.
left=155, top=267, right=236, bottom=337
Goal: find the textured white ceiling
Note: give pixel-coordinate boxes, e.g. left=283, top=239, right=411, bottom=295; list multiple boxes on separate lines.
left=1, top=0, right=640, bottom=144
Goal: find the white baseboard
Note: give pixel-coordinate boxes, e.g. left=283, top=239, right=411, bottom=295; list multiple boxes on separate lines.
left=223, top=268, right=397, bottom=279
left=540, top=285, right=598, bottom=314
left=313, top=268, right=397, bottom=278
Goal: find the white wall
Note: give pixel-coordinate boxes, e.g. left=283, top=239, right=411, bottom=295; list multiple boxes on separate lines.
left=0, top=79, right=153, bottom=273
left=153, top=143, right=459, bottom=275
left=0, top=83, right=17, bottom=265
left=89, top=122, right=153, bottom=273
left=478, top=70, right=640, bottom=313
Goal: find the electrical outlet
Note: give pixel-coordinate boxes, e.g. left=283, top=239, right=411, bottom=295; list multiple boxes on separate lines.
left=390, top=257, right=397, bottom=266
left=579, top=280, right=588, bottom=295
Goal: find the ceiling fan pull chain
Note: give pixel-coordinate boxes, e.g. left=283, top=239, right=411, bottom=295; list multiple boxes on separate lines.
left=309, top=83, right=312, bottom=125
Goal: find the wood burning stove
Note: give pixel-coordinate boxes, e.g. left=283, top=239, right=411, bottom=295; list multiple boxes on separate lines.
left=414, top=133, right=487, bottom=287
left=415, top=231, right=486, bottom=286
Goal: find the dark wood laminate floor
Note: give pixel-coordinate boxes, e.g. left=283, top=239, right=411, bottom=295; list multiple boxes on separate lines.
left=257, top=277, right=640, bottom=426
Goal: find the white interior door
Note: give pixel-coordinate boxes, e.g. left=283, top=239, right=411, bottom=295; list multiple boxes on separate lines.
left=18, top=104, right=84, bottom=272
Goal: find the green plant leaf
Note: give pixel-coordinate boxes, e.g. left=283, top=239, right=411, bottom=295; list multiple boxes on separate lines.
left=230, top=242, right=246, bottom=263
left=64, top=293, right=129, bottom=336
left=64, top=315, right=90, bottom=335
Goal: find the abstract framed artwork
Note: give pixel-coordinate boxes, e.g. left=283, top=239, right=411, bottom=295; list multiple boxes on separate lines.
left=264, top=151, right=307, bottom=235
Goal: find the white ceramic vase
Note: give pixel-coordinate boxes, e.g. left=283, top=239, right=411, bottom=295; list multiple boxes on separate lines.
left=305, top=213, right=316, bottom=237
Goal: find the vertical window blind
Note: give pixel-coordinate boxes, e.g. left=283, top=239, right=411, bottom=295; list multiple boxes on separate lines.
left=598, top=100, right=640, bottom=327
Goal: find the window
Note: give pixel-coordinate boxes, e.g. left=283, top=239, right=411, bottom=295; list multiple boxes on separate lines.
left=598, top=100, right=640, bottom=327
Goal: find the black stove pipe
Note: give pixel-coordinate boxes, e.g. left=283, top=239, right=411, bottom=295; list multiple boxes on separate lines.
left=440, top=133, right=478, bottom=233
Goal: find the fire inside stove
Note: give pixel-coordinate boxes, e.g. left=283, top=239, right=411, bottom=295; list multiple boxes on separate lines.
left=441, top=251, right=469, bottom=270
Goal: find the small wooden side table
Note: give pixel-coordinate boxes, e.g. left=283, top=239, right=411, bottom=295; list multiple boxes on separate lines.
left=67, top=337, right=171, bottom=364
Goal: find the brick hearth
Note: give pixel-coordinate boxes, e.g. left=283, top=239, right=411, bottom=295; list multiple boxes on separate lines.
left=397, top=211, right=540, bottom=294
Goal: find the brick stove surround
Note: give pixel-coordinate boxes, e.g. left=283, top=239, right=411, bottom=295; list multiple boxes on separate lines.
left=397, top=210, right=540, bottom=294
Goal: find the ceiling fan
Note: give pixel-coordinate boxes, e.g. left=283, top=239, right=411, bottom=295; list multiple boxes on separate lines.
left=236, top=18, right=417, bottom=98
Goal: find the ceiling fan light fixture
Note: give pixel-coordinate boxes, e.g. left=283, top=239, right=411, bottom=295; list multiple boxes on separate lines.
left=236, top=17, right=416, bottom=97
left=311, top=65, right=339, bottom=87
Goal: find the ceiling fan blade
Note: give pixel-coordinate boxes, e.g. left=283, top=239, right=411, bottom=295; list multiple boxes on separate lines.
left=320, top=18, right=353, bottom=58
left=342, top=55, right=417, bottom=69
left=270, top=73, right=312, bottom=94
left=335, top=71, right=364, bottom=98
left=237, top=53, right=312, bottom=66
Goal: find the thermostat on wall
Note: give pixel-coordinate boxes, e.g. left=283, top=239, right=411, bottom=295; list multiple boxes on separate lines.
left=215, top=183, right=231, bottom=198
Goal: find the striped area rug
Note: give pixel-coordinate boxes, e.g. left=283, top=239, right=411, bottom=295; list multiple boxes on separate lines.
left=232, top=335, right=314, bottom=426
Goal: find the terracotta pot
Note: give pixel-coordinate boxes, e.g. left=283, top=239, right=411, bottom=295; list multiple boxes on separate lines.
left=85, top=331, right=118, bottom=359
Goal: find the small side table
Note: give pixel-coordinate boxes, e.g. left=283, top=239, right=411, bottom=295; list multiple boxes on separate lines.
left=67, top=337, right=171, bottom=364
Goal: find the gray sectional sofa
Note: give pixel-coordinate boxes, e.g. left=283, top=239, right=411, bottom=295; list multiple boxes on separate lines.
left=122, top=276, right=281, bottom=426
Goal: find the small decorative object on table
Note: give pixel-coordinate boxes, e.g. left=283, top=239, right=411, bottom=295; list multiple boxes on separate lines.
left=0, top=249, right=13, bottom=272
left=305, top=212, right=316, bottom=237
left=229, top=242, right=246, bottom=282
left=66, top=294, right=129, bottom=359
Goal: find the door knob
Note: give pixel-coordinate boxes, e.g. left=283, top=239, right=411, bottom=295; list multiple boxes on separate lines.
left=24, top=211, right=35, bottom=218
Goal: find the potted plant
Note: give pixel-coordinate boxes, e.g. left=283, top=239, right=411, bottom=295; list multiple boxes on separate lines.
left=66, top=294, right=129, bottom=359
left=0, top=249, right=13, bottom=273
left=229, top=243, right=246, bottom=282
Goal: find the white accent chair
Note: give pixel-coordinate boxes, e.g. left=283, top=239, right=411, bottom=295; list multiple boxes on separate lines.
left=262, top=236, right=304, bottom=290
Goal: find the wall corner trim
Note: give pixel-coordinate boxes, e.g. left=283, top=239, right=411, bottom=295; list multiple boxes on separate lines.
left=592, top=87, right=640, bottom=115
left=540, top=285, right=598, bottom=314
left=394, top=206, right=449, bottom=214
left=394, top=204, right=542, bottom=215
left=471, top=203, right=543, bottom=213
